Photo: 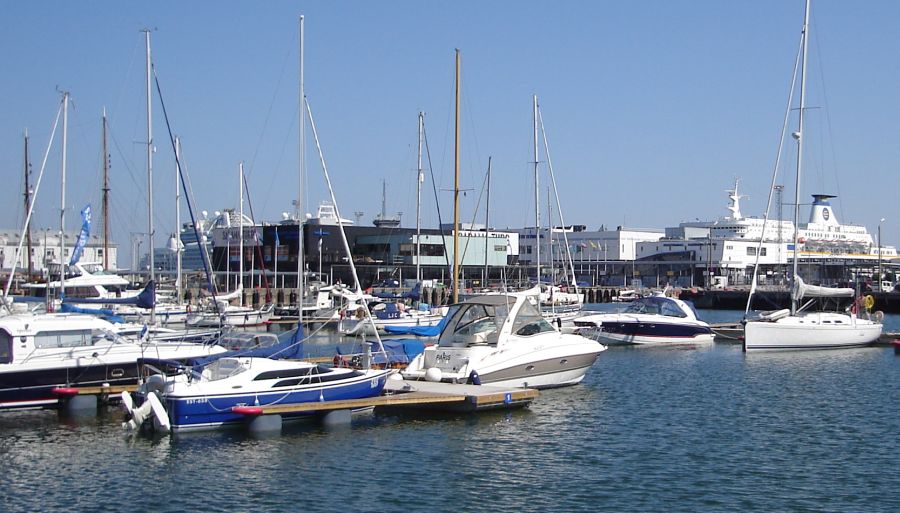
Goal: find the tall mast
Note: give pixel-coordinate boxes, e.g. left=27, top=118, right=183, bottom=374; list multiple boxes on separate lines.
left=416, top=111, right=424, bottom=284
left=239, top=162, right=245, bottom=307
left=101, top=108, right=110, bottom=270
left=452, top=49, right=461, bottom=304
left=144, top=29, right=156, bottom=324
left=297, top=14, right=305, bottom=321
left=23, top=130, right=33, bottom=277
left=790, top=0, right=810, bottom=315
left=533, top=94, right=540, bottom=285
left=60, top=92, right=69, bottom=302
left=174, top=137, right=183, bottom=304
left=485, top=156, right=492, bottom=284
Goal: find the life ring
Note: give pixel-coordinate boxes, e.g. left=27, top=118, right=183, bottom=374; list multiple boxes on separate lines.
left=863, top=295, right=875, bottom=311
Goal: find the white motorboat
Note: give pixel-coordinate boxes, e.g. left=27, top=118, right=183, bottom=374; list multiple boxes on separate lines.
left=123, top=357, right=393, bottom=433
left=574, top=294, right=714, bottom=346
left=742, top=0, right=883, bottom=351
left=402, top=288, right=605, bottom=389
left=0, top=313, right=226, bottom=410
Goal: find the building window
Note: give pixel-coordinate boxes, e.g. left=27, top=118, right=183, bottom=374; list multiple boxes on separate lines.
left=747, top=247, right=757, bottom=256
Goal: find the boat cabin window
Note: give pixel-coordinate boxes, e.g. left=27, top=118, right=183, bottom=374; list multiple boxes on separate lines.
left=511, top=298, right=555, bottom=337
left=202, top=358, right=247, bottom=381
left=0, top=329, right=11, bottom=364
left=34, top=330, right=92, bottom=349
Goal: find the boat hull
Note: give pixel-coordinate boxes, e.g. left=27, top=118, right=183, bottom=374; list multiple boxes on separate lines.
left=743, top=313, right=882, bottom=351
left=582, top=321, right=714, bottom=346
left=163, top=371, right=390, bottom=432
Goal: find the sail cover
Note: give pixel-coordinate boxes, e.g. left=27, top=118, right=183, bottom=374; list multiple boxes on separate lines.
left=792, top=276, right=854, bottom=300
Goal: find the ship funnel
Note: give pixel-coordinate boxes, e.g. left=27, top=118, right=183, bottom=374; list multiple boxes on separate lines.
left=808, top=194, right=839, bottom=227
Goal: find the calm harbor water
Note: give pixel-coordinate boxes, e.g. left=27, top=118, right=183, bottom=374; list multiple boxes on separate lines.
left=1, top=308, right=897, bottom=512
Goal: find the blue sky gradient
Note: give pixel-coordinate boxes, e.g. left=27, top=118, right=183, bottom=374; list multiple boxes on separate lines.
left=2, top=1, right=898, bottom=264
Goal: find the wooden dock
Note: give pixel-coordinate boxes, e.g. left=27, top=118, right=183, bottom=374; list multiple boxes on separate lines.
left=56, top=378, right=537, bottom=415
left=230, top=379, right=538, bottom=416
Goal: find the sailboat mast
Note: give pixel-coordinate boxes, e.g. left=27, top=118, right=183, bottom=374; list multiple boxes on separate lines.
left=533, top=95, right=541, bottom=285
left=485, top=156, right=492, bottom=284
left=452, top=49, right=461, bottom=304
left=791, top=0, right=810, bottom=315
left=416, top=111, right=424, bottom=284
left=297, top=14, right=305, bottom=323
left=23, top=130, right=33, bottom=278
left=59, top=93, right=69, bottom=302
left=174, top=137, right=183, bottom=305
left=102, top=108, right=110, bottom=270
left=144, top=29, right=156, bottom=324
left=239, top=162, right=245, bottom=307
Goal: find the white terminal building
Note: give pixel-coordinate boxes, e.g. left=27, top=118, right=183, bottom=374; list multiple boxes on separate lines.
left=0, top=229, right=118, bottom=274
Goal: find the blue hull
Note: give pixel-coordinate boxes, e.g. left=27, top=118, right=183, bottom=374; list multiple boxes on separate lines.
left=601, top=321, right=712, bottom=339
left=165, top=373, right=389, bottom=431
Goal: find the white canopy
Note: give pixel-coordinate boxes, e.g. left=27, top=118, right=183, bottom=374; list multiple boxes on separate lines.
left=792, top=276, right=854, bottom=300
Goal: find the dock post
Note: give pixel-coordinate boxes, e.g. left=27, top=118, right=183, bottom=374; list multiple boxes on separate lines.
left=321, top=409, right=352, bottom=427
left=247, top=414, right=283, bottom=434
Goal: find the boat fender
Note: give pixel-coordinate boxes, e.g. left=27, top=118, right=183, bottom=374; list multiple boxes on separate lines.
left=467, top=370, right=482, bottom=385
left=424, top=367, right=442, bottom=382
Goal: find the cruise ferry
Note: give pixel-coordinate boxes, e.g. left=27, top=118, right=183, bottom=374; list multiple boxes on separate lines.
left=674, top=180, right=895, bottom=259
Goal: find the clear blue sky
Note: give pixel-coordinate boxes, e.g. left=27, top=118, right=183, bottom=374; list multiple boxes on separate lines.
left=2, top=1, right=899, bottom=267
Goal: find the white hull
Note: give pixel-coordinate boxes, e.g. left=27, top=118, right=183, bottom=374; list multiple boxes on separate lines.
left=186, top=305, right=274, bottom=328
left=744, top=312, right=882, bottom=351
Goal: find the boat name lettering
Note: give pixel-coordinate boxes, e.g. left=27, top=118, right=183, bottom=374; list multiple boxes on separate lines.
left=185, top=398, right=208, bottom=405
left=435, top=352, right=452, bottom=363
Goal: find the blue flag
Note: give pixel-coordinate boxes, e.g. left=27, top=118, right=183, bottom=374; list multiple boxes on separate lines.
left=69, top=204, right=92, bottom=266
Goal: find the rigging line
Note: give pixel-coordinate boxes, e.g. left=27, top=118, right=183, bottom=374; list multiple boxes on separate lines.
left=744, top=29, right=803, bottom=316
left=260, top=99, right=298, bottom=217
left=305, top=96, right=385, bottom=357
left=457, top=157, right=490, bottom=268
left=538, top=107, right=578, bottom=291
left=241, top=170, right=272, bottom=298
left=153, top=67, right=221, bottom=315
left=3, top=99, right=64, bottom=305
left=245, top=37, right=295, bottom=179
left=810, top=17, right=844, bottom=222
left=422, top=119, right=453, bottom=275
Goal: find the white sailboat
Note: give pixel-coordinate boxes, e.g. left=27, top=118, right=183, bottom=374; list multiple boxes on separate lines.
left=743, top=0, right=882, bottom=351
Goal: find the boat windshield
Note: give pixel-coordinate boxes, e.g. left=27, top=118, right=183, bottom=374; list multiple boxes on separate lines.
left=625, top=298, right=687, bottom=318
left=454, top=304, right=508, bottom=336
left=511, top=297, right=556, bottom=337
left=202, top=358, right=248, bottom=381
